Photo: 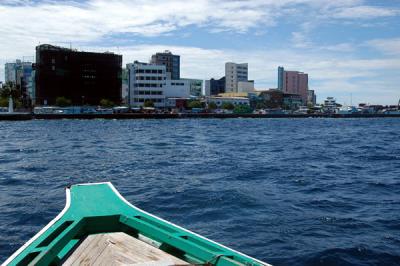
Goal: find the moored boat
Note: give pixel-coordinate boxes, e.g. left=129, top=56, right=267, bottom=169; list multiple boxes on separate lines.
left=2, top=182, right=270, bottom=266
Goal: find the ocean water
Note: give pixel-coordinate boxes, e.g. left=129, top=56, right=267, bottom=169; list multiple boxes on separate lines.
left=0, top=118, right=399, bottom=266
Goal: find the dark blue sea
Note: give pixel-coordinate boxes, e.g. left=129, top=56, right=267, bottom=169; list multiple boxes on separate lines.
left=0, top=118, right=400, bottom=265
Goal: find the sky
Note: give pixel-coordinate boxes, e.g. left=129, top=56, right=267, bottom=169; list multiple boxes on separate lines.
left=0, top=0, right=399, bottom=105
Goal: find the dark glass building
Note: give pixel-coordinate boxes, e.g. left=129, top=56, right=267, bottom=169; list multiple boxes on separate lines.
left=35, top=44, right=122, bottom=105
left=150, top=50, right=180, bottom=80
left=207, top=76, right=225, bottom=96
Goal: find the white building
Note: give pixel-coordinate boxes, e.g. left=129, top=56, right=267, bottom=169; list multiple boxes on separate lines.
left=237, top=81, right=254, bottom=93
left=164, top=79, right=191, bottom=98
left=324, top=97, right=337, bottom=113
left=127, top=61, right=166, bottom=107
left=208, top=96, right=250, bottom=107
left=182, top=78, right=203, bottom=97
left=164, top=79, right=203, bottom=98
left=225, top=62, right=248, bottom=93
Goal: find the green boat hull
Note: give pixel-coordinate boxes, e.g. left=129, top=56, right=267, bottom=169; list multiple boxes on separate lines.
left=3, top=182, right=270, bottom=266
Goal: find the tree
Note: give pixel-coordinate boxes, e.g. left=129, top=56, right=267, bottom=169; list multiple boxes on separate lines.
left=233, top=104, right=253, bottom=114
left=0, top=81, right=20, bottom=100
left=144, top=100, right=154, bottom=108
left=207, top=102, right=217, bottom=110
left=99, top=99, right=115, bottom=108
left=0, top=82, right=21, bottom=109
left=256, top=102, right=266, bottom=109
left=0, top=97, right=8, bottom=107
left=188, top=100, right=202, bottom=109
left=221, top=102, right=234, bottom=110
left=55, top=96, right=72, bottom=107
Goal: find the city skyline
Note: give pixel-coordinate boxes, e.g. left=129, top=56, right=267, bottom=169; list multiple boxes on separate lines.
left=0, top=0, right=399, bottom=105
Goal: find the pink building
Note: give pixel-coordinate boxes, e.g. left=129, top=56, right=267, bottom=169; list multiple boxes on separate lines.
left=279, top=68, right=309, bottom=104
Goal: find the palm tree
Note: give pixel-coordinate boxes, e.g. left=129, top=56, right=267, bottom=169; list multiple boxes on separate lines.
left=0, top=81, right=20, bottom=112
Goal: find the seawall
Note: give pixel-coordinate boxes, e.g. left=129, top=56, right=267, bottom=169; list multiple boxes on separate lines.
left=1, top=113, right=400, bottom=121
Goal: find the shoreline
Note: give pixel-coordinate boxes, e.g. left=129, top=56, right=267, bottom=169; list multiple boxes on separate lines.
left=1, top=113, right=400, bottom=120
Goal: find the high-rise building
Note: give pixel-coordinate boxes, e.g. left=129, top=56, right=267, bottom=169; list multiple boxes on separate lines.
left=225, top=62, right=248, bottom=93
left=5, top=62, right=17, bottom=83
left=150, top=51, right=180, bottom=80
left=35, top=44, right=122, bottom=106
left=278, top=66, right=284, bottom=91
left=205, top=77, right=225, bottom=96
left=4, top=60, right=33, bottom=105
left=127, top=61, right=166, bottom=107
left=308, top=90, right=317, bottom=106
left=277, top=67, right=309, bottom=104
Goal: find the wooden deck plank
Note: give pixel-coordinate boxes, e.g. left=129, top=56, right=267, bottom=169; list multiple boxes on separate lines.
left=62, top=232, right=190, bottom=266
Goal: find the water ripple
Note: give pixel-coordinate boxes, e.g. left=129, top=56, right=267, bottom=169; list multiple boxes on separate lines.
left=0, top=118, right=400, bottom=265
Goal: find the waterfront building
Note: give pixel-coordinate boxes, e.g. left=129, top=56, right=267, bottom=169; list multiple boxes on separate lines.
left=237, top=81, right=254, bottom=93
left=35, top=44, right=122, bottom=106
left=165, top=97, right=189, bottom=109
left=162, top=79, right=203, bottom=99
left=225, top=62, right=248, bottom=93
left=283, top=93, right=303, bottom=110
left=205, top=77, right=225, bottom=96
left=127, top=61, right=166, bottom=108
left=255, top=89, right=284, bottom=108
left=323, top=97, right=337, bottom=113
left=217, top=92, right=250, bottom=98
left=307, top=90, right=317, bottom=106
left=182, top=79, right=203, bottom=97
left=208, top=96, right=250, bottom=107
left=164, top=79, right=191, bottom=98
left=150, top=50, right=180, bottom=80
left=277, top=66, right=308, bottom=104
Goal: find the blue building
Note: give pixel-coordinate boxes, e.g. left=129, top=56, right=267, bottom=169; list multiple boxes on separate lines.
left=4, top=60, right=33, bottom=105
left=277, top=66, right=284, bottom=91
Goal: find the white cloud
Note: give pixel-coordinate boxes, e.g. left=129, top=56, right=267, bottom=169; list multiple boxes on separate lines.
left=366, top=38, right=400, bottom=55
left=319, top=43, right=355, bottom=52
left=332, top=5, right=399, bottom=19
